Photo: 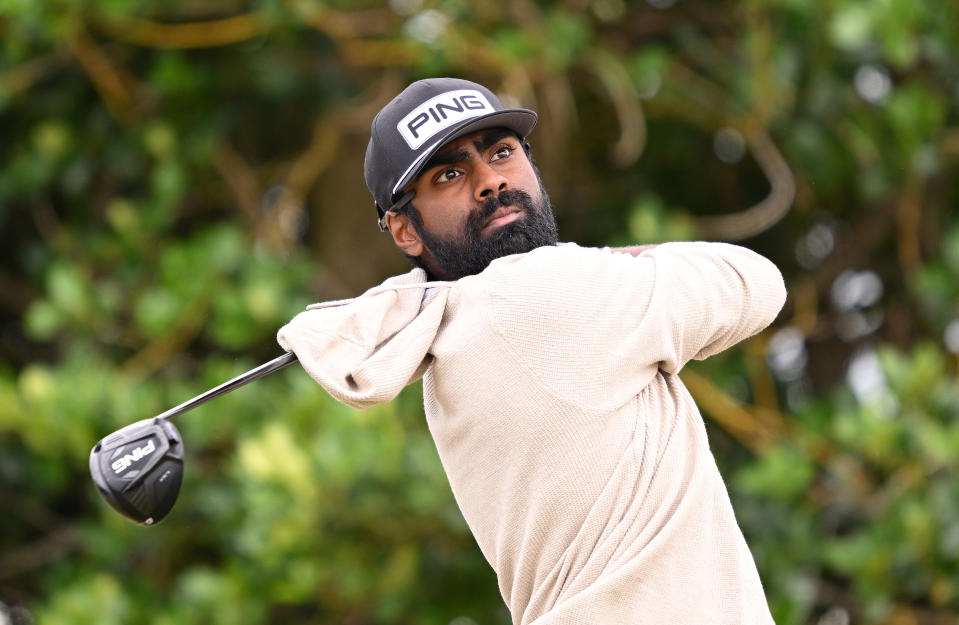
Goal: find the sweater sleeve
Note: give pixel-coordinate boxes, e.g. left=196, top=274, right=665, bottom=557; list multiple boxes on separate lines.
left=624, top=241, right=786, bottom=373
left=481, top=242, right=786, bottom=409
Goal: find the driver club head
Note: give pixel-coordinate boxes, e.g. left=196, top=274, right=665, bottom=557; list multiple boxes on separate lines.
left=89, top=417, right=184, bottom=526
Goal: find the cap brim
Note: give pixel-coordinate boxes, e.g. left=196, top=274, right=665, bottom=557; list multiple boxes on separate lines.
left=391, top=108, right=538, bottom=197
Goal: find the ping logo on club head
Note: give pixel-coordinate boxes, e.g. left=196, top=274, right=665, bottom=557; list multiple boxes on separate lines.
left=111, top=438, right=157, bottom=475
left=397, top=89, right=493, bottom=150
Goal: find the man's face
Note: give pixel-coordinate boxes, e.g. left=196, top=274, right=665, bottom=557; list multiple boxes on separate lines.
left=386, top=128, right=558, bottom=280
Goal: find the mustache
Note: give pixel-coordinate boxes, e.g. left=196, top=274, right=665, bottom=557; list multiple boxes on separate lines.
left=466, top=189, right=536, bottom=232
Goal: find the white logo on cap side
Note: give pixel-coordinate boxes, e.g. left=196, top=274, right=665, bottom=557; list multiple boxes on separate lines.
left=397, top=89, right=494, bottom=150
left=391, top=138, right=442, bottom=196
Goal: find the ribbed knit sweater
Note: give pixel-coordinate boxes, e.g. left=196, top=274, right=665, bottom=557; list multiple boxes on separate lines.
left=277, top=242, right=786, bottom=624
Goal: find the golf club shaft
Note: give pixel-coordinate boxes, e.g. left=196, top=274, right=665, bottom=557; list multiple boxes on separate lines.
left=155, top=352, right=299, bottom=421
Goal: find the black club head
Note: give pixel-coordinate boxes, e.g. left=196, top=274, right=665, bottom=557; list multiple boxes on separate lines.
left=89, top=418, right=184, bottom=526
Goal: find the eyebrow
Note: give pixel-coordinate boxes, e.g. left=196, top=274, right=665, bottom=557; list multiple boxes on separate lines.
left=422, top=147, right=470, bottom=173
left=421, top=129, right=520, bottom=174
left=473, top=128, right=516, bottom=152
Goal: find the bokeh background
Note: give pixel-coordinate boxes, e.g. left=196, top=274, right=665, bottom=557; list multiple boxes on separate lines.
left=2, top=0, right=959, bottom=623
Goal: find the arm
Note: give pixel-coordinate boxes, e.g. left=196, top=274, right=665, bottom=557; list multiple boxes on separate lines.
left=629, top=242, right=786, bottom=372
left=553, top=242, right=785, bottom=372
left=482, top=243, right=786, bottom=407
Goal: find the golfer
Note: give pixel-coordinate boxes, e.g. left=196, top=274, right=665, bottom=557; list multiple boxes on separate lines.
left=278, top=78, right=785, bottom=624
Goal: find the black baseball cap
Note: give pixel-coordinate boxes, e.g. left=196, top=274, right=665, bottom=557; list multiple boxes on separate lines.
left=364, top=77, right=538, bottom=230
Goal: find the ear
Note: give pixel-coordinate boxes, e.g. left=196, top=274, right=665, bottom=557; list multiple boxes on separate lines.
left=385, top=211, right=424, bottom=257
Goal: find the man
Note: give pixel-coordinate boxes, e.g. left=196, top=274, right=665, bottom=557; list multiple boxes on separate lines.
left=278, top=78, right=785, bottom=624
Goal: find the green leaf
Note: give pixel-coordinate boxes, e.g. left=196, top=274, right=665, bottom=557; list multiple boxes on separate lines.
left=47, top=263, right=90, bottom=318
left=735, top=445, right=815, bottom=499
left=830, top=3, right=873, bottom=51
left=24, top=299, right=64, bottom=339
left=134, top=287, right=186, bottom=337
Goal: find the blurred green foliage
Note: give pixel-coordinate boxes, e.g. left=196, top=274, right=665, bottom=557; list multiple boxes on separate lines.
left=2, top=0, right=959, bottom=624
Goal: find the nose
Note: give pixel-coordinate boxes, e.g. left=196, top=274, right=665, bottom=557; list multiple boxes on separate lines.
left=473, top=161, right=508, bottom=203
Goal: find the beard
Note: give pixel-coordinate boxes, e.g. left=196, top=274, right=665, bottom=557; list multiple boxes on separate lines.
left=406, top=180, right=559, bottom=280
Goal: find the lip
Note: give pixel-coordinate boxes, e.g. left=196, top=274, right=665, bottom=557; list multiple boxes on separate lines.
left=482, top=209, right=522, bottom=233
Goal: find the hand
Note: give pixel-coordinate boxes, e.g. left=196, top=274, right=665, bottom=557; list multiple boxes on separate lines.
left=611, top=244, right=658, bottom=257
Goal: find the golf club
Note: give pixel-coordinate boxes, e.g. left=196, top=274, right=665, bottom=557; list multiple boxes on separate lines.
left=89, top=351, right=299, bottom=526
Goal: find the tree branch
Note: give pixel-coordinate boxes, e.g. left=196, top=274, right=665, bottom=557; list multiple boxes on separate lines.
left=94, top=13, right=266, bottom=49
left=0, top=526, right=81, bottom=582
left=64, top=25, right=139, bottom=123
left=680, top=366, right=786, bottom=453
left=693, top=130, right=796, bottom=240
left=120, top=299, right=210, bottom=377
left=0, top=51, right=70, bottom=99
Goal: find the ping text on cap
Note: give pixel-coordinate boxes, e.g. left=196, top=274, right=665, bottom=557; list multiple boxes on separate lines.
left=397, top=89, right=494, bottom=150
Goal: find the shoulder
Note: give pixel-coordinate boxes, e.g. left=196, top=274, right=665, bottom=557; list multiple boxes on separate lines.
left=469, top=240, right=782, bottom=304
left=482, top=242, right=624, bottom=281
left=460, top=243, right=644, bottom=314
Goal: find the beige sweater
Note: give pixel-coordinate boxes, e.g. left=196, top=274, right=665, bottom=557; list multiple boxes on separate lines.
left=277, top=242, right=786, bottom=625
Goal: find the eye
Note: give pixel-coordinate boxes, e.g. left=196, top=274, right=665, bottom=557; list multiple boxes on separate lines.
left=433, top=167, right=462, bottom=184
left=490, top=144, right=514, bottom=163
